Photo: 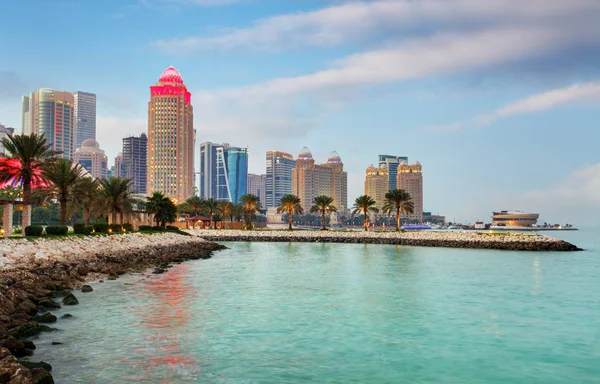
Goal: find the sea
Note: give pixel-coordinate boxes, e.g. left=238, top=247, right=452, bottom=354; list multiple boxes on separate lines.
left=30, top=228, right=599, bottom=383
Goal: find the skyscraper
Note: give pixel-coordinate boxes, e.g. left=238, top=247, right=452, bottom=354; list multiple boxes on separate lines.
left=364, top=164, right=389, bottom=211
left=247, top=174, right=266, bottom=206
left=123, top=134, right=148, bottom=194
left=74, top=92, right=97, bottom=149
left=22, top=88, right=75, bottom=159
left=73, top=139, right=108, bottom=179
left=378, top=154, right=408, bottom=191
left=21, top=96, right=30, bottom=134
left=199, top=142, right=248, bottom=203
left=114, top=152, right=124, bottom=177
left=291, top=148, right=348, bottom=213
left=397, top=161, right=423, bottom=222
left=265, top=150, right=296, bottom=208
left=147, top=66, right=194, bottom=203
left=0, top=124, right=15, bottom=155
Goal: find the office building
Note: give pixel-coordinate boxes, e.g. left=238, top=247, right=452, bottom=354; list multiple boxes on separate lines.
left=74, top=92, right=97, bottom=149
left=378, top=154, right=408, bottom=191
left=123, top=134, right=147, bottom=194
left=147, top=66, right=194, bottom=203
left=73, top=139, right=108, bottom=179
left=397, top=161, right=423, bottom=222
left=114, top=152, right=124, bottom=177
left=265, top=150, right=296, bottom=208
left=364, top=164, right=389, bottom=211
left=199, top=142, right=248, bottom=203
left=247, top=173, right=266, bottom=206
left=21, top=96, right=31, bottom=134
left=291, top=148, right=348, bottom=213
left=0, top=124, right=15, bottom=155
left=22, top=88, right=75, bottom=159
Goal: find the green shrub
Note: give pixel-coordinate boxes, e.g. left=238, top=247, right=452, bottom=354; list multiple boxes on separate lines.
left=45, top=225, right=68, bottom=236
left=139, top=225, right=153, bottom=231
left=12, top=228, right=22, bottom=235
left=24, top=225, right=43, bottom=237
left=93, top=223, right=109, bottom=233
left=166, top=225, right=179, bottom=231
left=152, top=226, right=165, bottom=231
left=123, top=223, right=134, bottom=232
left=109, top=224, right=123, bottom=233
left=74, top=223, right=90, bottom=235
left=86, top=226, right=94, bottom=233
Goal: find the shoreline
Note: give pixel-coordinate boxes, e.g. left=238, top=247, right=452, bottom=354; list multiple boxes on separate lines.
left=0, top=232, right=225, bottom=383
left=189, top=229, right=582, bottom=252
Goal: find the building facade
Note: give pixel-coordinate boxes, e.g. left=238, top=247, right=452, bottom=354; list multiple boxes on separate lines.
left=397, top=161, right=423, bottom=222
left=0, top=124, right=15, bottom=155
left=364, top=164, right=389, bottom=211
left=73, top=139, right=108, bottom=179
left=22, top=88, right=75, bottom=159
left=74, top=91, right=97, bottom=149
left=247, top=173, right=266, bottom=206
left=265, top=150, right=296, bottom=208
left=114, top=152, right=124, bottom=177
left=199, top=142, right=248, bottom=203
left=291, top=148, right=348, bottom=213
left=378, top=154, right=408, bottom=191
left=21, top=96, right=31, bottom=135
left=147, top=66, right=194, bottom=203
left=123, top=134, right=147, bottom=194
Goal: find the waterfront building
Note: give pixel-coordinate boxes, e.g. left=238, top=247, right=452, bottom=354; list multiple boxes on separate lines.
left=265, top=150, right=296, bottom=208
left=122, top=134, right=147, bottom=194
left=397, top=161, right=423, bottom=222
left=491, top=211, right=539, bottom=227
left=0, top=124, right=15, bottom=155
left=114, top=152, right=124, bottom=177
left=291, top=148, right=348, bottom=213
left=378, top=154, right=408, bottom=190
left=73, top=139, right=108, bottom=179
left=22, top=88, right=75, bottom=159
left=364, top=164, right=389, bottom=211
left=247, top=174, right=266, bottom=206
left=147, top=66, right=194, bottom=203
left=199, top=142, right=248, bottom=203
left=73, top=92, right=97, bottom=149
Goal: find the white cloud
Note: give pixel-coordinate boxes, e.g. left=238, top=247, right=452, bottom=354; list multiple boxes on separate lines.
left=154, top=0, right=600, bottom=52
left=424, top=81, right=600, bottom=132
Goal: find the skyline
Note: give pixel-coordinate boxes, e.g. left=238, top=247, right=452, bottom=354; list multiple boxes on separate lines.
left=1, top=0, right=599, bottom=225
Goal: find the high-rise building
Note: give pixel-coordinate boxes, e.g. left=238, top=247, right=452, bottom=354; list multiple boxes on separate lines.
left=22, top=88, right=75, bottom=159
left=247, top=174, right=266, bottom=206
left=147, top=66, right=194, bottom=203
left=21, top=96, right=31, bottom=134
left=265, top=150, right=296, bottom=208
left=199, top=142, right=248, bottom=203
left=114, top=152, right=124, bottom=177
left=0, top=124, right=15, bottom=155
left=291, top=147, right=348, bottom=213
left=74, top=92, right=97, bottom=149
left=123, top=134, right=148, bottom=194
left=364, top=164, right=389, bottom=211
left=397, top=161, right=423, bottom=222
left=73, top=139, right=108, bottom=179
left=378, top=154, right=408, bottom=191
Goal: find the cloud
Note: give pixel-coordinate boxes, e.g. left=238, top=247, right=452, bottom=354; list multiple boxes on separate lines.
left=154, top=0, right=600, bottom=52
left=424, top=81, right=600, bottom=132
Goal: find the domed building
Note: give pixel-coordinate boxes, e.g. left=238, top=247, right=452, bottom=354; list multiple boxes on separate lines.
left=73, top=139, right=108, bottom=179
left=364, top=164, right=389, bottom=211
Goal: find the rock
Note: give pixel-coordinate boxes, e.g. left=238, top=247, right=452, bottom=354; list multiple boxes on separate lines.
left=31, top=313, right=57, bottom=324
left=22, top=341, right=36, bottom=350
left=59, top=314, right=73, bottom=319
left=152, top=268, right=166, bottom=274
left=0, top=355, right=33, bottom=383
left=31, top=367, right=54, bottom=384
left=98, top=280, right=104, bottom=283
left=76, top=265, right=90, bottom=276
left=0, top=369, right=10, bottom=383
left=1, top=277, right=15, bottom=286
left=2, top=337, right=25, bottom=356
left=107, top=276, right=117, bottom=281
left=62, top=294, right=79, bottom=306
left=81, top=285, right=93, bottom=293
left=9, top=322, right=56, bottom=339
left=0, top=347, right=11, bottom=359
left=37, top=299, right=60, bottom=310
left=18, top=360, right=52, bottom=372
left=15, top=300, right=38, bottom=316
left=51, top=342, right=62, bottom=345
left=51, top=290, right=70, bottom=299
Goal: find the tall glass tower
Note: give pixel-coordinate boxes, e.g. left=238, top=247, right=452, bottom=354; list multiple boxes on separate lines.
left=123, top=133, right=148, bottom=194
left=199, top=142, right=248, bottom=203
left=265, top=150, right=296, bottom=208
left=74, top=91, right=97, bottom=149
left=378, top=154, right=408, bottom=191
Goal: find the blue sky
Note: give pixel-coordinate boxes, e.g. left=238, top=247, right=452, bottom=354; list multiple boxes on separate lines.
left=1, top=0, right=599, bottom=225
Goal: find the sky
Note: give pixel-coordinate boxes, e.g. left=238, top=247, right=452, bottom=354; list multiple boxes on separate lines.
left=1, top=0, right=599, bottom=226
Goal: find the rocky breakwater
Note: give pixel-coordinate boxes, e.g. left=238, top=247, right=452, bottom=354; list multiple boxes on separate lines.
left=0, top=232, right=224, bottom=383
left=189, top=229, right=582, bottom=252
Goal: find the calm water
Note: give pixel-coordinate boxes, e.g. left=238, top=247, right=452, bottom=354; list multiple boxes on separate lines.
left=32, top=229, right=600, bottom=383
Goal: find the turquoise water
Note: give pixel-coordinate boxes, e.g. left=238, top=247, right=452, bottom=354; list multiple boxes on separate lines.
left=32, top=229, right=600, bottom=383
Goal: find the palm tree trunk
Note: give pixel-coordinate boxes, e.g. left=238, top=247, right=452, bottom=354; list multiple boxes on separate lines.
left=364, top=210, right=369, bottom=231
left=112, top=211, right=117, bottom=225
left=322, top=210, right=326, bottom=230
left=288, top=210, right=293, bottom=230
left=396, top=206, right=401, bottom=232
left=84, top=210, right=90, bottom=226
left=59, top=196, right=68, bottom=225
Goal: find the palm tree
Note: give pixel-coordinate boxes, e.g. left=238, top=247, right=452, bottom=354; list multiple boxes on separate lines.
left=352, top=195, right=379, bottom=231
left=310, top=195, right=337, bottom=230
left=185, top=196, right=204, bottom=215
left=220, top=201, right=234, bottom=223
left=42, top=159, right=86, bottom=225
left=146, top=191, right=170, bottom=226
left=277, top=194, right=303, bottom=230
left=99, top=177, right=134, bottom=225
left=71, top=177, right=101, bottom=225
left=382, top=189, right=414, bottom=231
left=240, top=194, right=262, bottom=229
left=202, top=198, right=221, bottom=229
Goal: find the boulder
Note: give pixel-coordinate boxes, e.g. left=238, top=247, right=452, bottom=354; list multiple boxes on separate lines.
left=22, top=341, right=36, bottom=350
left=59, top=314, right=73, bottom=319
left=62, top=294, right=79, bottom=306
left=18, top=360, right=52, bottom=372
left=37, top=299, right=60, bottom=310
left=81, top=285, right=93, bottom=293
left=31, top=313, right=57, bottom=324
left=31, top=367, right=54, bottom=384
